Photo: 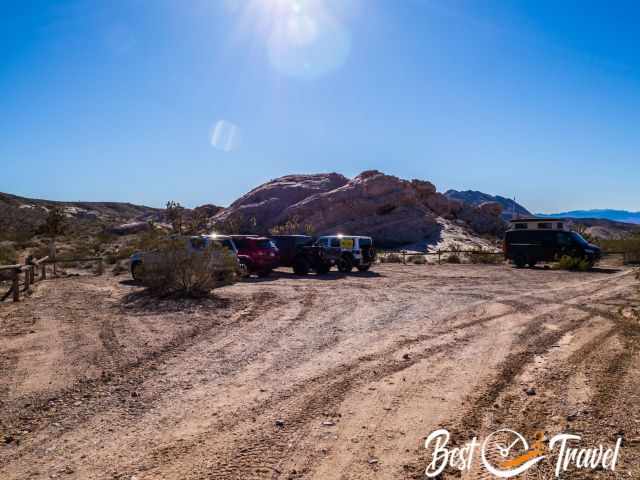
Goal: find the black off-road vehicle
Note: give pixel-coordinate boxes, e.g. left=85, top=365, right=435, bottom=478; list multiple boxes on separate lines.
left=314, top=235, right=376, bottom=272
left=270, top=235, right=339, bottom=275
left=504, top=218, right=601, bottom=268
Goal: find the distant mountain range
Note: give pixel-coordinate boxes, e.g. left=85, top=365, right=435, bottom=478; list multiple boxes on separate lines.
left=444, top=190, right=531, bottom=220
left=537, top=209, right=640, bottom=224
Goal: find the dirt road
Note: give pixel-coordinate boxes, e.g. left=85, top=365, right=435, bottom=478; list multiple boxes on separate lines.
left=1, top=264, right=639, bottom=479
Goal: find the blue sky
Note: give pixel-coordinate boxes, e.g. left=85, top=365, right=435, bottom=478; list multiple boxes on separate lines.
left=1, top=0, right=639, bottom=213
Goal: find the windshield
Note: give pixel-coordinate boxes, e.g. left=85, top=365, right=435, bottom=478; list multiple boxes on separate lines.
left=571, top=232, right=591, bottom=247
left=255, top=239, right=276, bottom=249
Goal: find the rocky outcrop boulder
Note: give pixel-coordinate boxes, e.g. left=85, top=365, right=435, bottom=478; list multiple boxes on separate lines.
left=108, top=221, right=152, bottom=236
left=457, top=201, right=505, bottom=235
left=211, top=170, right=506, bottom=246
left=271, top=170, right=442, bottom=245
left=212, top=173, right=348, bottom=228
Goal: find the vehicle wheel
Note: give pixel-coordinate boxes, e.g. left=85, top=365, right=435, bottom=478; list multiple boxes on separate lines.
left=257, top=269, right=271, bottom=278
left=131, top=262, right=142, bottom=281
left=357, top=265, right=370, bottom=272
left=514, top=255, right=527, bottom=268
left=337, top=256, right=353, bottom=273
left=293, top=258, right=310, bottom=275
left=315, top=262, right=330, bottom=275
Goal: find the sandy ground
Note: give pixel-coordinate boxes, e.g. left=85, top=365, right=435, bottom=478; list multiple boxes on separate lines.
left=1, top=262, right=639, bottom=479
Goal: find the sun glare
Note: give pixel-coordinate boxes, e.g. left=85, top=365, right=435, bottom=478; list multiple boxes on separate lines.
left=228, top=0, right=353, bottom=78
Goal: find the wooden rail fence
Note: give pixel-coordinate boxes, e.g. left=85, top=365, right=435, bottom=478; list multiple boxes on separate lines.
left=380, top=249, right=504, bottom=265
left=1, top=256, right=103, bottom=303
left=380, top=250, right=633, bottom=266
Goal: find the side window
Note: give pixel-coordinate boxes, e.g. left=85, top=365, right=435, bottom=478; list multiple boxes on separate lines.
left=538, top=223, right=552, bottom=229
left=557, top=222, right=564, bottom=230
left=330, top=238, right=341, bottom=248
left=359, top=238, right=372, bottom=248
left=514, top=223, right=528, bottom=230
left=556, top=232, right=571, bottom=246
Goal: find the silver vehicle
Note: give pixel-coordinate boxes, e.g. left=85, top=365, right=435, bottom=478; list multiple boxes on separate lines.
left=129, top=234, right=243, bottom=281
left=314, top=235, right=376, bottom=272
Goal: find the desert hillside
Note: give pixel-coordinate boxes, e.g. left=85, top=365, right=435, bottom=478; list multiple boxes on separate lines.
left=2, top=171, right=638, bottom=265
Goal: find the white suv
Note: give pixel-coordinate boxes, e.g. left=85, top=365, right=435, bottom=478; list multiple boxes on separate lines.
left=314, top=235, right=376, bottom=272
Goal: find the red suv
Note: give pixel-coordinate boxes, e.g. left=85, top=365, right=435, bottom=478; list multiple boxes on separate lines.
left=230, top=236, right=280, bottom=277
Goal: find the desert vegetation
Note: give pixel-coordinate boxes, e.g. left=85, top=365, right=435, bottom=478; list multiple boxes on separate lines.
left=597, top=234, right=640, bottom=263
left=136, top=237, right=237, bottom=297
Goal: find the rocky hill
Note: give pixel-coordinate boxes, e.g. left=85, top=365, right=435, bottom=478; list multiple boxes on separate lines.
left=0, top=192, right=163, bottom=241
left=538, top=209, right=640, bottom=224
left=568, top=218, right=640, bottom=240
left=445, top=190, right=531, bottom=220
left=213, top=170, right=506, bottom=247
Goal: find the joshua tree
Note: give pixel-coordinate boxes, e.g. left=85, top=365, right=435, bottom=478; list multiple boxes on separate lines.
left=166, top=201, right=185, bottom=234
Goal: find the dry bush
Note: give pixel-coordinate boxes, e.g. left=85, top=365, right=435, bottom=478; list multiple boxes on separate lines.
left=555, top=255, right=591, bottom=272
left=599, top=235, right=640, bottom=264
left=111, top=261, right=127, bottom=276
left=140, top=238, right=238, bottom=297
left=407, top=254, right=426, bottom=264
left=470, top=251, right=503, bottom=264
left=269, top=215, right=314, bottom=236
left=446, top=253, right=461, bottom=264
left=0, top=243, right=18, bottom=265
left=380, top=252, right=403, bottom=263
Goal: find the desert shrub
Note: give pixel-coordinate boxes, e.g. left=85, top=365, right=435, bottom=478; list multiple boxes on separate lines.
left=555, top=255, right=591, bottom=272
left=66, top=242, right=94, bottom=259
left=93, top=260, right=105, bottom=275
left=407, top=254, right=426, bottom=264
left=140, top=238, right=237, bottom=297
left=134, top=227, right=166, bottom=253
left=470, top=251, right=503, bottom=264
left=115, top=245, right=137, bottom=261
left=0, top=244, right=18, bottom=265
left=446, top=253, right=461, bottom=264
left=268, top=215, right=314, bottom=236
left=599, top=235, right=640, bottom=264
left=380, top=252, right=403, bottom=263
left=111, top=261, right=127, bottom=276
left=95, top=230, right=117, bottom=245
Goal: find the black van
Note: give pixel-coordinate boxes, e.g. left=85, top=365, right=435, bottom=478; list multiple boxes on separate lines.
left=269, top=235, right=339, bottom=275
left=504, top=228, right=601, bottom=268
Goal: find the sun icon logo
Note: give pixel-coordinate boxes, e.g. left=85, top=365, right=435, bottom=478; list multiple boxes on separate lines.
left=481, top=429, right=546, bottom=478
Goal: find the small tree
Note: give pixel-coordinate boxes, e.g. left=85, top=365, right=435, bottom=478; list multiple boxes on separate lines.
left=43, top=207, right=67, bottom=263
left=166, top=201, right=185, bottom=234
left=185, top=209, right=210, bottom=235
left=44, top=207, right=66, bottom=238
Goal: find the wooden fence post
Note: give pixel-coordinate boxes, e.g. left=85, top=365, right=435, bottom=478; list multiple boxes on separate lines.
left=30, top=266, right=35, bottom=284
left=438, top=250, right=441, bottom=265
left=12, top=270, right=20, bottom=302
left=41, top=264, right=46, bottom=280
left=23, top=267, right=30, bottom=291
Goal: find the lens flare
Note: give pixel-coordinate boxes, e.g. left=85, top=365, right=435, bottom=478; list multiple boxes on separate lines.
left=225, top=0, right=353, bottom=78
left=211, top=120, right=240, bottom=152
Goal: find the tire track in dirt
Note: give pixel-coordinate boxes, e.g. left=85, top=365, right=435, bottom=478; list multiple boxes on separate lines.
left=145, top=274, right=631, bottom=479
left=402, top=276, right=635, bottom=479
left=0, top=289, right=276, bottom=471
